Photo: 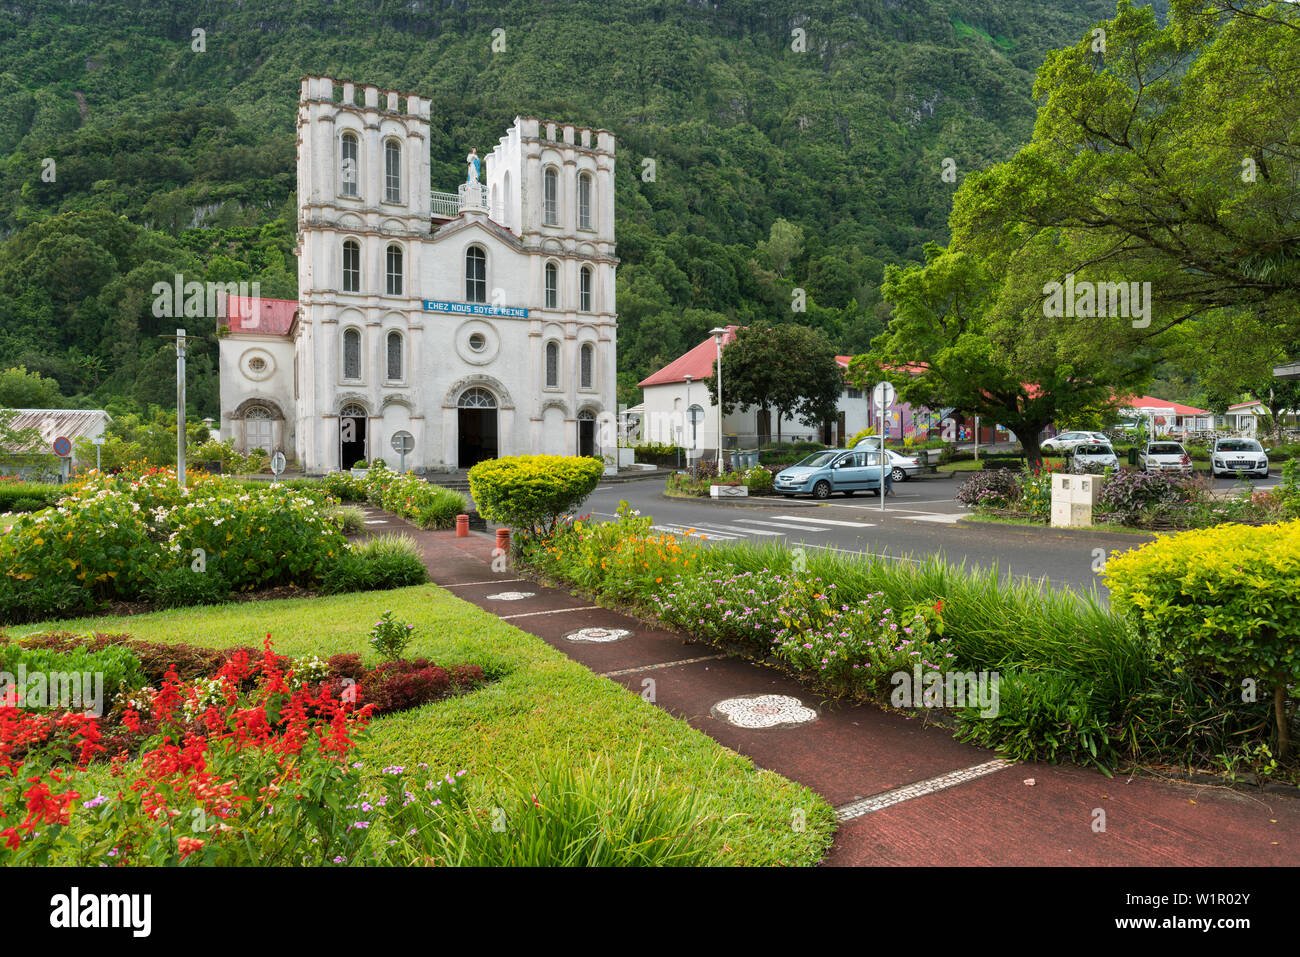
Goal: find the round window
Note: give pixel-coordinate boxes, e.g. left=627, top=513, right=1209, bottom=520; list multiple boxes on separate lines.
left=248, top=357, right=267, bottom=373
left=468, top=333, right=487, bottom=352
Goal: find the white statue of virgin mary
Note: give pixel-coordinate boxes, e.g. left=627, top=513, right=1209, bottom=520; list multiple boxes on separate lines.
left=466, top=148, right=481, bottom=184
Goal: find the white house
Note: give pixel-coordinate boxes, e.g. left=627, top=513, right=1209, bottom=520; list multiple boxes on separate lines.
left=219, top=75, right=618, bottom=473
left=635, top=327, right=874, bottom=458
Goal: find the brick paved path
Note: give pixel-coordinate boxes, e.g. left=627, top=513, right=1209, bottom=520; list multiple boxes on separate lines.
left=372, top=508, right=1298, bottom=866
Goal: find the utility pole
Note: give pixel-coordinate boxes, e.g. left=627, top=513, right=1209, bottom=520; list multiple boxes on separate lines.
left=175, top=329, right=187, bottom=488
left=711, top=327, right=727, bottom=472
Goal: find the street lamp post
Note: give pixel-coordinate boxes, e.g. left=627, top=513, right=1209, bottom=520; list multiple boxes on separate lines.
left=683, top=374, right=693, bottom=467
left=710, top=327, right=727, bottom=472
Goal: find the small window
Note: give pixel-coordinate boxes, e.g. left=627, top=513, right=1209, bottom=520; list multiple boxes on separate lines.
left=466, top=247, right=486, bottom=303
left=343, top=328, right=361, bottom=380
left=578, top=172, right=592, bottom=230
left=248, top=356, right=267, bottom=373
left=579, top=266, right=592, bottom=312
left=384, top=140, right=402, bottom=203
left=340, top=132, right=359, bottom=198
left=342, top=240, right=361, bottom=293
left=386, top=245, right=403, bottom=296
left=543, top=167, right=559, bottom=226
left=544, top=262, right=558, bottom=309
left=386, top=331, right=403, bottom=381
left=469, top=332, right=487, bottom=352
left=580, top=343, right=594, bottom=389
left=545, top=341, right=559, bottom=388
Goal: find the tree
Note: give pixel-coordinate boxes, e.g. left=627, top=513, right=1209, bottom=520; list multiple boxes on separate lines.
left=953, top=0, right=1300, bottom=356
left=0, top=365, right=63, bottom=408
left=704, top=323, right=843, bottom=445
left=857, top=244, right=1150, bottom=467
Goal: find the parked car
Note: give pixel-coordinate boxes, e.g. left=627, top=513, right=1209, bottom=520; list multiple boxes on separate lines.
left=1138, top=441, right=1193, bottom=475
left=1210, top=437, right=1270, bottom=477
left=849, top=439, right=923, bottom=481
left=1040, top=430, right=1108, bottom=454
left=775, top=449, right=887, bottom=499
left=1070, top=441, right=1119, bottom=472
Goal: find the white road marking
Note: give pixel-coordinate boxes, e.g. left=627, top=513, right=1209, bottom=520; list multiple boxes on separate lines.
left=731, top=518, right=833, bottom=532
left=651, top=523, right=744, bottom=541
left=903, top=513, right=966, bottom=524
left=445, top=579, right=528, bottom=587
left=833, top=759, right=1016, bottom=821
left=773, top=515, right=876, bottom=528
left=691, top=521, right=785, bottom=537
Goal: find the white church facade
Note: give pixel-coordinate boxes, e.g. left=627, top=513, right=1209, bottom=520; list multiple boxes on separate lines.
left=218, top=75, right=618, bottom=473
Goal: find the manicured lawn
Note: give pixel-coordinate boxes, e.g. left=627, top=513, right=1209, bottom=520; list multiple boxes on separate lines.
left=15, top=585, right=835, bottom=866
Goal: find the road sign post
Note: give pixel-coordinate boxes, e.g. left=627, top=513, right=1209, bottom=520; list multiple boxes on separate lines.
left=270, top=451, right=287, bottom=484
left=872, top=382, right=895, bottom=511
left=391, top=431, right=414, bottom=474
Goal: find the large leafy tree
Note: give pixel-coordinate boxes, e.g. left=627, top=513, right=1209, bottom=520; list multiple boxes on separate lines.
left=952, top=0, right=1300, bottom=354
left=705, top=323, right=843, bottom=445
left=856, top=243, right=1152, bottom=466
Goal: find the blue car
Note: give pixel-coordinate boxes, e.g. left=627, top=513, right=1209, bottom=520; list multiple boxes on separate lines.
left=774, top=449, right=888, bottom=499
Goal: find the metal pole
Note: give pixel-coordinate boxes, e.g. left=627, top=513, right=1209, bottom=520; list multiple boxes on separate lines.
left=880, top=392, right=886, bottom=513
left=716, top=337, right=723, bottom=471
left=95, top=443, right=100, bottom=472
left=176, top=328, right=186, bottom=488
left=973, top=415, right=980, bottom=462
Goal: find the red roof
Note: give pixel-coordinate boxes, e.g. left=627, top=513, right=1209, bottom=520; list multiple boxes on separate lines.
left=224, top=296, right=298, bottom=336
left=638, top=326, right=738, bottom=387
left=1122, top=394, right=1208, bottom=416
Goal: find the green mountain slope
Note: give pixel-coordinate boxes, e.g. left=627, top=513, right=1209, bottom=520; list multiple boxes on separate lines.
left=0, top=0, right=1159, bottom=414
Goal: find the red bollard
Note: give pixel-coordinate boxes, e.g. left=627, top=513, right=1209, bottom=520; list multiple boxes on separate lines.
left=495, top=528, right=510, bottom=552
left=455, top=514, right=469, bottom=537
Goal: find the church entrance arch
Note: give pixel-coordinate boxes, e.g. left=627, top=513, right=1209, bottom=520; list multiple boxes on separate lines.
left=340, top=403, right=368, bottom=468
left=577, top=408, right=597, bottom=458
left=457, top=387, right=498, bottom=468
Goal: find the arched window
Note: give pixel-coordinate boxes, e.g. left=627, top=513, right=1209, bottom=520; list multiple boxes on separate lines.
left=384, top=140, right=402, bottom=203
left=386, top=331, right=403, bottom=381
left=544, top=262, right=558, bottom=310
left=545, top=341, right=559, bottom=388
left=465, top=246, right=486, bottom=303
left=580, top=342, right=594, bottom=389
left=577, top=172, right=593, bottom=230
left=340, top=132, right=359, bottom=197
left=543, top=167, right=559, bottom=226
left=342, top=328, right=361, bottom=380
left=342, top=240, right=361, bottom=293
left=386, top=244, right=403, bottom=296
left=579, top=266, right=593, bottom=312
left=458, top=387, right=496, bottom=409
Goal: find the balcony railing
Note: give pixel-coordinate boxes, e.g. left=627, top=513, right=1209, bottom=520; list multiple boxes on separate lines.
left=430, top=190, right=459, bottom=218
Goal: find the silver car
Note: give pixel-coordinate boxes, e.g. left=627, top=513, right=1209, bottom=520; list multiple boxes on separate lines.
left=1070, top=441, right=1119, bottom=472
left=1211, top=438, right=1269, bottom=477
left=1139, top=441, right=1193, bottom=475
left=851, top=439, right=922, bottom=481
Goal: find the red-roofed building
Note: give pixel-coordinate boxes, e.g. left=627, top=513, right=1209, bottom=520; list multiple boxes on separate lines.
left=634, top=329, right=946, bottom=456
left=1120, top=395, right=1213, bottom=433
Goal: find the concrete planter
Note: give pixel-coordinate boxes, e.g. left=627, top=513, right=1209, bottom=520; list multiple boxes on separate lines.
left=710, top=484, right=748, bottom=498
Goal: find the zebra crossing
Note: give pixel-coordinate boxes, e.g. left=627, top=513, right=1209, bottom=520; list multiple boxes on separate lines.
left=648, top=514, right=874, bottom=542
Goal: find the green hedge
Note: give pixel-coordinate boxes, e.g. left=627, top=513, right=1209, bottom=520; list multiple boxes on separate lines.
left=0, top=482, right=63, bottom=513
left=469, top=455, right=603, bottom=537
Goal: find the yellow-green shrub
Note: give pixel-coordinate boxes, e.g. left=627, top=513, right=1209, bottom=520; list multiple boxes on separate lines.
left=469, top=455, right=604, bottom=537
left=1104, top=521, right=1300, bottom=756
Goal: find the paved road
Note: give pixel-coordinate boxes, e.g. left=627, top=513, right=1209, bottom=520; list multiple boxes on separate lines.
left=577, top=476, right=1154, bottom=598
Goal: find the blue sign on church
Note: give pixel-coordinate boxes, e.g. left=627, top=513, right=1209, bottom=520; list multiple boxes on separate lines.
left=423, top=300, right=528, bottom=319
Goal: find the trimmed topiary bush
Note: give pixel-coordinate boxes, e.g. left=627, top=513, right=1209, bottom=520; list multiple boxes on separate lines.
left=1104, top=520, right=1300, bottom=758
left=469, top=454, right=604, bottom=538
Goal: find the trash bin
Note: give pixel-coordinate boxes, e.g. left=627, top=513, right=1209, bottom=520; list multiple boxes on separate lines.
left=1127, top=447, right=1138, bottom=466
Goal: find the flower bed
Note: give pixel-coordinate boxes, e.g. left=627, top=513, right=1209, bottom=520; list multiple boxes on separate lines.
left=520, top=502, right=1293, bottom=782
left=322, top=464, right=465, bottom=529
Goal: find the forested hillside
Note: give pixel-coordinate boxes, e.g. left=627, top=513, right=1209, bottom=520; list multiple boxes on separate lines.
left=0, top=0, right=1158, bottom=414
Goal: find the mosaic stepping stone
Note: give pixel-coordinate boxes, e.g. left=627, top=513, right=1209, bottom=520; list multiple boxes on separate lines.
left=564, top=627, right=631, bottom=643
left=711, top=694, right=817, bottom=729
left=485, top=591, right=534, bottom=601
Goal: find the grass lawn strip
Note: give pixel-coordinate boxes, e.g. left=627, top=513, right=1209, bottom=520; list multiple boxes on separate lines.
left=20, top=584, right=834, bottom=866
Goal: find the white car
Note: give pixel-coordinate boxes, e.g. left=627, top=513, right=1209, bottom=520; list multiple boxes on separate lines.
left=1070, top=442, right=1119, bottom=472
left=1211, top=438, right=1269, bottom=478
left=1040, top=430, right=1108, bottom=454
left=1139, top=441, right=1193, bottom=475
